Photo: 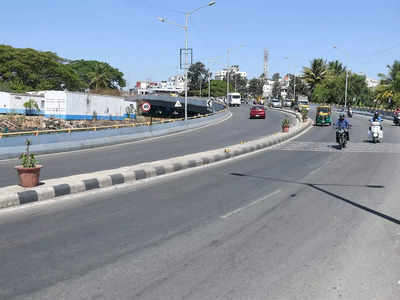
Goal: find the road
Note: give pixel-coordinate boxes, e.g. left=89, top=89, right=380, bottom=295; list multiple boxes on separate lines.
left=1, top=112, right=400, bottom=299
left=0, top=105, right=287, bottom=188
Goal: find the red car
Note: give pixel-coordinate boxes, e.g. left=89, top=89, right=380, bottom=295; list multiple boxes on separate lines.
left=249, top=105, right=266, bottom=119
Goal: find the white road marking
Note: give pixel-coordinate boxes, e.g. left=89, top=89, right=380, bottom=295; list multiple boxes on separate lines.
left=277, top=141, right=400, bottom=154
left=221, top=190, right=281, bottom=219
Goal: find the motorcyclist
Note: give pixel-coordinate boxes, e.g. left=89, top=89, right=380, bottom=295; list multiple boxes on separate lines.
left=335, top=113, right=351, bottom=141
left=371, top=111, right=382, bottom=123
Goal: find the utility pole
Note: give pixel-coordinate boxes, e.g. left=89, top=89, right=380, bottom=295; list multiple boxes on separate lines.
left=344, top=69, right=349, bottom=108
left=293, top=74, right=296, bottom=100
left=226, top=49, right=230, bottom=99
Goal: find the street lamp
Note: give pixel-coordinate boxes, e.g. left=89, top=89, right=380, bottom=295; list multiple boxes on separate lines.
left=284, top=57, right=296, bottom=100
left=333, top=46, right=350, bottom=108
left=157, top=1, right=216, bottom=123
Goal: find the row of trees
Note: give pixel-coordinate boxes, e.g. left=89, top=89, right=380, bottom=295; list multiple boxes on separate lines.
left=187, top=58, right=400, bottom=109
left=302, top=58, right=400, bottom=108
left=0, top=45, right=126, bottom=94
left=187, top=61, right=266, bottom=98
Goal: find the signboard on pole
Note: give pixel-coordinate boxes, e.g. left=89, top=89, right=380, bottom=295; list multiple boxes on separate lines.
left=141, top=102, right=151, bottom=112
left=175, top=100, right=182, bottom=108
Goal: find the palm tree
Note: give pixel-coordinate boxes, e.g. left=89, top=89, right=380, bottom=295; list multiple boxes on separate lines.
left=328, top=60, right=346, bottom=76
left=376, top=61, right=400, bottom=107
left=88, top=63, right=110, bottom=90
left=302, top=58, right=327, bottom=94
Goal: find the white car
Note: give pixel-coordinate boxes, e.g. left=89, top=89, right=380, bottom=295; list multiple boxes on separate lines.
left=271, top=99, right=282, bottom=108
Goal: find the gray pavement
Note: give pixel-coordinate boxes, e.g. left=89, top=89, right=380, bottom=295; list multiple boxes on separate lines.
left=0, top=105, right=288, bottom=188
left=1, top=112, right=399, bottom=299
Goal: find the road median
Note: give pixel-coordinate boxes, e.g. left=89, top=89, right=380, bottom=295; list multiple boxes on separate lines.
left=0, top=109, right=312, bottom=210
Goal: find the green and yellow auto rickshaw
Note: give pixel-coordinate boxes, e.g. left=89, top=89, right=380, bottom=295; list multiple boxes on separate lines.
left=315, top=105, right=331, bottom=126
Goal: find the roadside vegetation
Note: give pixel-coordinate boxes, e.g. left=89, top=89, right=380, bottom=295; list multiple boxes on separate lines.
left=0, top=44, right=126, bottom=95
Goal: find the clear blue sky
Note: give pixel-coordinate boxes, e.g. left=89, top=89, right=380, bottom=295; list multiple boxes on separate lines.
left=0, top=0, right=399, bottom=88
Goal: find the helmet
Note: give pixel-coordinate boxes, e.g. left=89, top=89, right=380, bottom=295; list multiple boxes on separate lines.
left=374, top=111, right=379, bottom=119
left=339, top=113, right=345, bottom=121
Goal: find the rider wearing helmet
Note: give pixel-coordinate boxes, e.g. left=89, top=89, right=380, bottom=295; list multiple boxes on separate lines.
left=336, top=113, right=351, bottom=142
left=371, top=111, right=382, bottom=122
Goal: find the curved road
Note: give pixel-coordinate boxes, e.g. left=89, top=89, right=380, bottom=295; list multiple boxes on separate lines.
left=0, top=105, right=288, bottom=187
left=1, top=112, right=400, bottom=299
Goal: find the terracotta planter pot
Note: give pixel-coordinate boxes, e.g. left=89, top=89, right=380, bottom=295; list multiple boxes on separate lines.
left=282, top=126, right=290, bottom=133
left=15, top=165, right=42, bottom=187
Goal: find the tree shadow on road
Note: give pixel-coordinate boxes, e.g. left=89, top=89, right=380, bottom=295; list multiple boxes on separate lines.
left=230, top=173, right=400, bottom=225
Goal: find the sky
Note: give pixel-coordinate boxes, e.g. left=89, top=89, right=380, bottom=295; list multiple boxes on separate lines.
left=0, top=0, right=399, bottom=88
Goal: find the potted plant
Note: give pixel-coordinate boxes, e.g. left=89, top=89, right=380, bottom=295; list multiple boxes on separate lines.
left=15, top=139, right=42, bottom=187
left=281, top=118, right=291, bottom=132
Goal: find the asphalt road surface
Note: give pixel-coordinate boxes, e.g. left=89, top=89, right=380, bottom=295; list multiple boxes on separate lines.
left=0, top=105, right=287, bottom=188
left=1, top=112, right=400, bottom=299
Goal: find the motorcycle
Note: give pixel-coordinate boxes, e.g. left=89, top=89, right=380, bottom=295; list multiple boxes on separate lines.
left=368, top=121, right=383, bottom=143
left=347, top=108, right=353, bottom=118
left=393, top=112, right=400, bottom=126
left=336, top=128, right=347, bottom=149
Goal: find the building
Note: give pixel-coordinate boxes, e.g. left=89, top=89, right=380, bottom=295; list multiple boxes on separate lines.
left=130, top=74, right=185, bottom=96
left=366, top=78, right=379, bottom=89
left=215, top=65, right=247, bottom=81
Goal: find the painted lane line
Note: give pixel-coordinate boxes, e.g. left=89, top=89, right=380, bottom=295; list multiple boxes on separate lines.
left=221, top=190, right=281, bottom=219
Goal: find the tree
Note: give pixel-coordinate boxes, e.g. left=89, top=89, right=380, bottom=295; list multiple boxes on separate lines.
left=23, top=99, right=40, bottom=115
left=328, top=60, right=346, bottom=76
left=0, top=45, right=126, bottom=93
left=312, top=72, right=370, bottom=105
left=287, top=75, right=309, bottom=99
left=376, top=60, right=400, bottom=107
left=232, top=74, right=248, bottom=97
left=69, top=60, right=126, bottom=90
left=248, top=78, right=264, bottom=97
left=188, top=62, right=208, bottom=91
left=271, top=72, right=281, bottom=99
left=201, top=80, right=233, bottom=97
left=0, top=45, right=84, bottom=92
left=302, top=58, right=327, bottom=97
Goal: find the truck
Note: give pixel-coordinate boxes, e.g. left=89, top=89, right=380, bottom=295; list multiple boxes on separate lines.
left=227, top=92, right=241, bottom=107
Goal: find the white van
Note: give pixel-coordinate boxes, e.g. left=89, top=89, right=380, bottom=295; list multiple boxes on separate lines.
left=227, top=93, right=241, bottom=107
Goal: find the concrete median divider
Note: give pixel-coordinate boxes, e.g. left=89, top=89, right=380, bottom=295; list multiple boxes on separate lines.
left=0, top=109, right=312, bottom=210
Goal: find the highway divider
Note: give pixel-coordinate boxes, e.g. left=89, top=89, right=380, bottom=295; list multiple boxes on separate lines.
left=0, top=109, right=312, bottom=210
left=0, top=109, right=230, bottom=160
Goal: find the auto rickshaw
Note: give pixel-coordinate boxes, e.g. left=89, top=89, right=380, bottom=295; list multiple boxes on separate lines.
left=315, top=105, right=331, bottom=126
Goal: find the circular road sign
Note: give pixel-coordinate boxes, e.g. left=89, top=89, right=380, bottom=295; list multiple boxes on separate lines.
left=141, top=102, right=151, bottom=112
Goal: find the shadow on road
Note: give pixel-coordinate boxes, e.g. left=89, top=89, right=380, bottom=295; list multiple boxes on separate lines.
left=230, top=173, right=400, bottom=225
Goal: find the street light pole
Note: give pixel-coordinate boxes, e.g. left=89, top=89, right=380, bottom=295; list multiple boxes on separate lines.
left=157, top=1, right=216, bottom=123
left=345, top=69, right=348, bottom=108
left=293, top=74, right=296, bottom=101
left=226, top=49, right=230, bottom=99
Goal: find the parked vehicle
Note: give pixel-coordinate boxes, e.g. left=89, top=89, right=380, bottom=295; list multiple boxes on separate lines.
left=368, top=121, right=383, bottom=143
left=227, top=93, right=241, bottom=107
left=283, top=99, right=292, bottom=107
left=315, top=105, right=331, bottom=126
left=271, top=99, right=282, bottom=108
left=249, top=105, right=265, bottom=119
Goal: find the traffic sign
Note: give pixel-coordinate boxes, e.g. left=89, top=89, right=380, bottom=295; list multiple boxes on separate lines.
left=141, top=102, right=151, bottom=112
left=175, top=100, right=182, bottom=108
left=207, top=99, right=213, bottom=108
